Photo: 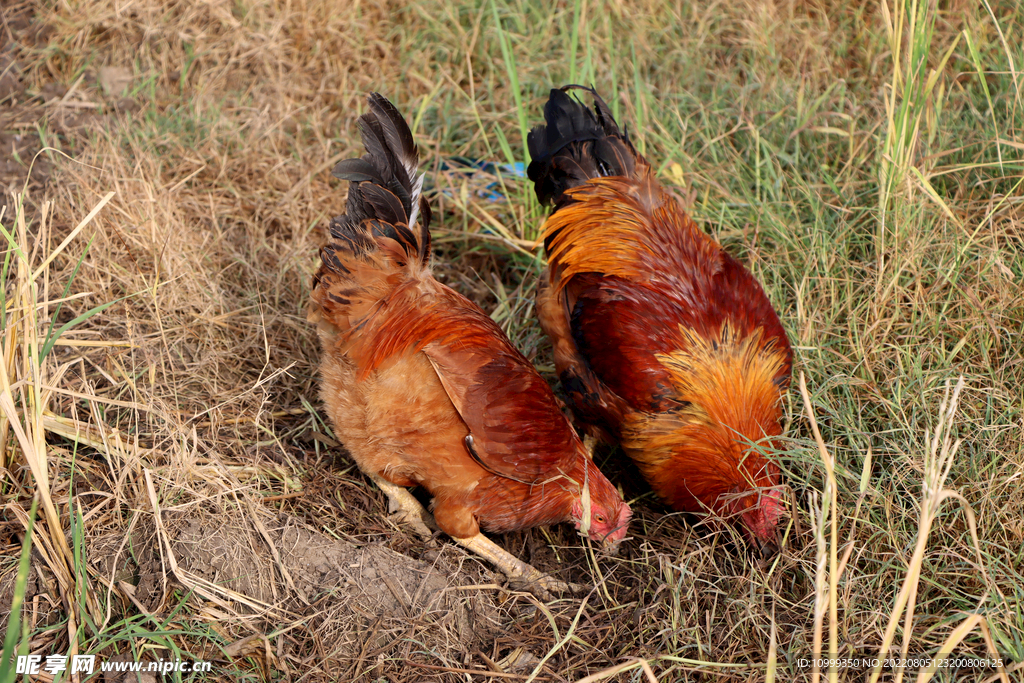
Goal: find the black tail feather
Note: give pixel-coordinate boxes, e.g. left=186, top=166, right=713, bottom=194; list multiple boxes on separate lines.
left=327, top=92, right=431, bottom=267
left=526, top=85, right=638, bottom=207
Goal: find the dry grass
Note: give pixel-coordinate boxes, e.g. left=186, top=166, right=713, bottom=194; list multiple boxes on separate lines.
left=1, top=0, right=1022, bottom=680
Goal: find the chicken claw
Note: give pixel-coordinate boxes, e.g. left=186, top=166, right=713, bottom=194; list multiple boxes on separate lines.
left=369, top=474, right=437, bottom=541
left=454, top=532, right=584, bottom=598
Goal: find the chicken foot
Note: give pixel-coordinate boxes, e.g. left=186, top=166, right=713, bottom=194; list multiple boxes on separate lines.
left=454, top=532, right=585, bottom=597
left=369, top=474, right=582, bottom=597
left=369, top=473, right=437, bottom=541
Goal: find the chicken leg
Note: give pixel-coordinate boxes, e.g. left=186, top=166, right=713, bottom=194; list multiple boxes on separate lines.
left=369, top=473, right=436, bottom=541
left=368, top=474, right=581, bottom=597
left=454, top=532, right=584, bottom=596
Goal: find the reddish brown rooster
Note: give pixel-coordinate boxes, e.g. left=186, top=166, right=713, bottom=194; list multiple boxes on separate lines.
left=527, top=86, right=792, bottom=555
left=309, top=93, right=631, bottom=592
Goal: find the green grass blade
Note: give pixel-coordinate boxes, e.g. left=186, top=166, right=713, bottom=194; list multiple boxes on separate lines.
left=0, top=500, right=39, bottom=683
left=490, top=0, right=530, bottom=167
left=39, top=235, right=95, bottom=363
left=39, top=294, right=133, bottom=364
left=567, top=0, right=583, bottom=84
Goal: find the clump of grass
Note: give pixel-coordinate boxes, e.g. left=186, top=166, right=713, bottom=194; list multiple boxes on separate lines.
left=0, top=189, right=110, bottom=654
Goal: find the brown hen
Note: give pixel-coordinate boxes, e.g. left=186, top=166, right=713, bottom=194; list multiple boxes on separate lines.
left=309, top=93, right=631, bottom=593
left=527, top=86, right=792, bottom=555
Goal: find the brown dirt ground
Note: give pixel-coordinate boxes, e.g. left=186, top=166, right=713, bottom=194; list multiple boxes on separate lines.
left=1, top=6, right=48, bottom=196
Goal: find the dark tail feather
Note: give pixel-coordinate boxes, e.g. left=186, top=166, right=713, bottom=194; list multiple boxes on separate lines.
left=526, top=85, right=638, bottom=207
left=329, top=92, right=431, bottom=265
left=312, top=93, right=433, bottom=326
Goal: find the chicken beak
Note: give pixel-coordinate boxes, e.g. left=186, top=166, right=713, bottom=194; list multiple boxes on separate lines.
left=758, top=538, right=779, bottom=560
left=599, top=537, right=623, bottom=556
left=594, top=521, right=630, bottom=555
